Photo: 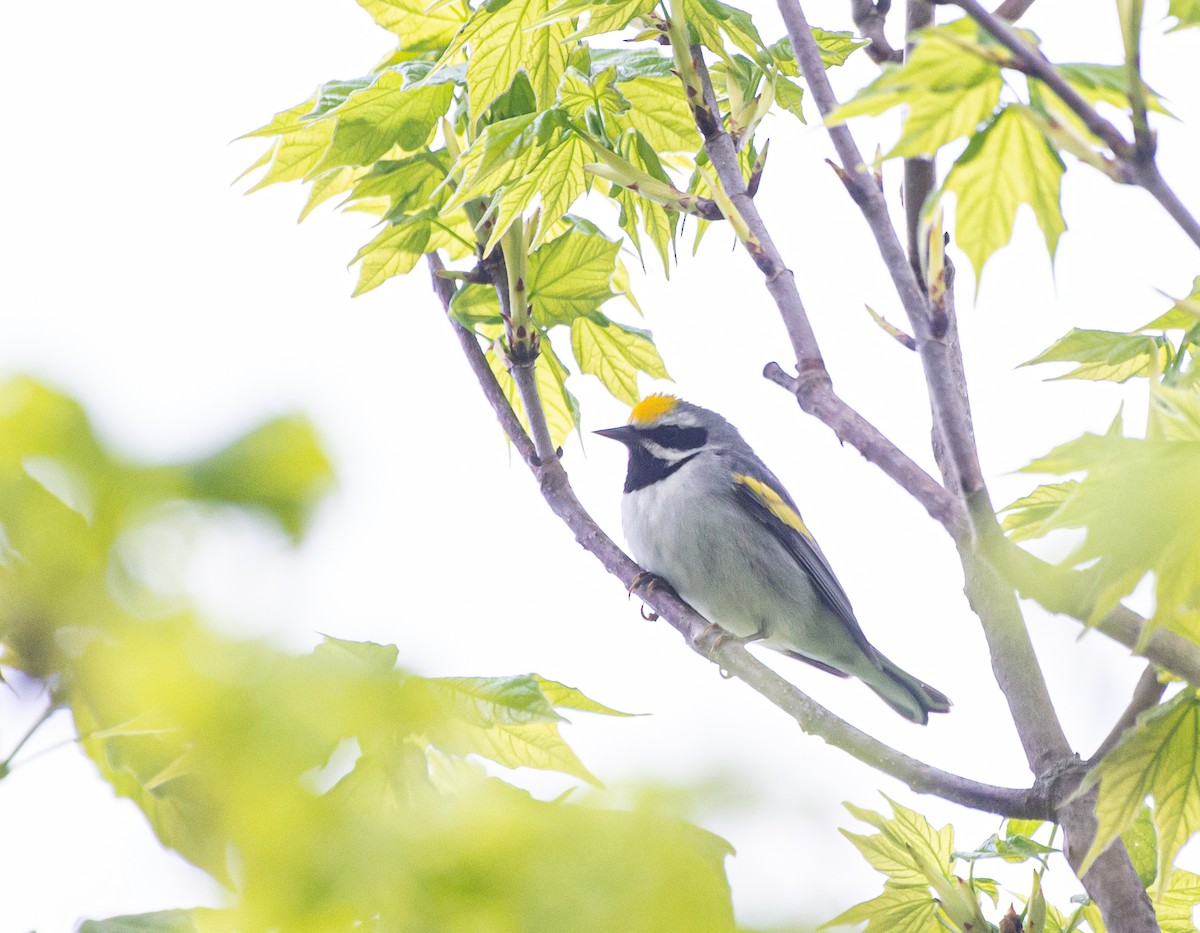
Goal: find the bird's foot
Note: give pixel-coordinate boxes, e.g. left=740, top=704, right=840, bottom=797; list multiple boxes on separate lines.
left=698, top=621, right=731, bottom=652
left=628, top=571, right=675, bottom=620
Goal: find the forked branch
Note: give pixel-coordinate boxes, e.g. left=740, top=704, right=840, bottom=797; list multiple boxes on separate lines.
left=426, top=254, right=1045, bottom=820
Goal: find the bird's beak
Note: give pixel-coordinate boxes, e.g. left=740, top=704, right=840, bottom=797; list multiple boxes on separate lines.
left=594, top=424, right=637, bottom=445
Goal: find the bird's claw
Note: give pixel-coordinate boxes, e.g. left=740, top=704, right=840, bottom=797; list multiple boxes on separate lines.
left=628, top=571, right=661, bottom=597
left=629, top=571, right=674, bottom=621
left=698, top=621, right=728, bottom=652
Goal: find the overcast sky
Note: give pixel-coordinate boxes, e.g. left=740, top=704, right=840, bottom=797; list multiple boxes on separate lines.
left=2, top=1, right=1198, bottom=930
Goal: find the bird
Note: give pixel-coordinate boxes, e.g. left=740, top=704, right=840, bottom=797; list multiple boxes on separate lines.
left=596, top=393, right=950, bottom=724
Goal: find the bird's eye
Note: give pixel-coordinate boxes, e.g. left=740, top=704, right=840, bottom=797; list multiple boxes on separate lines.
left=640, top=425, right=708, bottom=451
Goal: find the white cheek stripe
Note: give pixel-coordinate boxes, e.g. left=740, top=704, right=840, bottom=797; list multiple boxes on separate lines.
left=641, top=439, right=713, bottom=464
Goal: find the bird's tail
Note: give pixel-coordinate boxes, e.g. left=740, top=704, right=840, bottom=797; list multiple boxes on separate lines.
left=862, top=653, right=951, bottom=725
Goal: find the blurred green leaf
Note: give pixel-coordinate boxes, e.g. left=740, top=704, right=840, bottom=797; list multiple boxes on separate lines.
left=1169, top=0, right=1200, bottom=29
left=1154, top=869, right=1200, bottom=930
left=840, top=797, right=954, bottom=888
left=1013, top=393, right=1200, bottom=628
left=1078, top=689, right=1200, bottom=883
left=79, top=909, right=225, bottom=933
left=1005, top=818, right=1046, bottom=838
left=314, top=635, right=400, bottom=674
left=1022, top=328, right=1168, bottom=383
left=188, top=415, right=334, bottom=540
left=1057, top=63, right=1171, bottom=116
left=1123, top=805, right=1159, bottom=889
left=533, top=675, right=638, bottom=715
left=1142, top=276, right=1200, bottom=330
left=820, top=884, right=938, bottom=933
left=999, top=480, right=1080, bottom=542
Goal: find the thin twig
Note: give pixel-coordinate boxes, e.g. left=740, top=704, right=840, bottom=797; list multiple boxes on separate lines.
left=950, top=0, right=1133, bottom=160
left=776, top=0, right=984, bottom=500
left=777, top=1, right=1158, bottom=924
left=904, top=0, right=936, bottom=280
left=652, top=35, right=968, bottom=538
left=777, top=0, right=1067, bottom=764
left=993, top=0, right=1037, bottom=21
left=1087, top=665, right=1165, bottom=766
left=780, top=0, right=1076, bottom=771
left=763, top=363, right=962, bottom=532
left=426, top=254, right=1045, bottom=820
left=850, top=0, right=904, bottom=65
left=952, top=0, right=1200, bottom=251
left=0, top=702, right=60, bottom=775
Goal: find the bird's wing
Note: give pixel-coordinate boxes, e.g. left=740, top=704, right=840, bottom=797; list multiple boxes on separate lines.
left=730, top=470, right=877, bottom=659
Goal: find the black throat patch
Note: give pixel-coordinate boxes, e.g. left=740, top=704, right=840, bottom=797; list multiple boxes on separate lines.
left=623, top=425, right=708, bottom=493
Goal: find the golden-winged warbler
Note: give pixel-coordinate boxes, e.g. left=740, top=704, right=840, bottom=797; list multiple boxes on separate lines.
left=596, top=394, right=950, bottom=724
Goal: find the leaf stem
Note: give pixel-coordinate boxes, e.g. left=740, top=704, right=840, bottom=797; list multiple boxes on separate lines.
left=666, top=0, right=715, bottom=136
left=497, top=223, right=556, bottom=463
left=1087, top=664, right=1164, bottom=766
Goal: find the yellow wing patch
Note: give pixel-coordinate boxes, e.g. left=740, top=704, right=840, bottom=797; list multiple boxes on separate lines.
left=733, top=473, right=814, bottom=541
left=629, top=393, right=680, bottom=425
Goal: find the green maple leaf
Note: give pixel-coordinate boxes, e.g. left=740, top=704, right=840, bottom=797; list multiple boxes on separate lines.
left=615, top=76, right=700, bottom=153
left=1079, top=690, right=1200, bottom=888
left=570, top=315, right=669, bottom=406
left=821, top=885, right=939, bottom=933
left=353, top=0, right=469, bottom=50
left=1022, top=328, right=1169, bottom=383
left=942, top=105, right=1066, bottom=285
left=442, top=0, right=573, bottom=118
left=528, top=230, right=621, bottom=326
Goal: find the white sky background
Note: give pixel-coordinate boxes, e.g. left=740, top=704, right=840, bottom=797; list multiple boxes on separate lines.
left=1, top=1, right=1198, bottom=930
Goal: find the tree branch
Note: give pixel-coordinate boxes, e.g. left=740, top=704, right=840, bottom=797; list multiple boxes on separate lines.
left=949, top=0, right=1133, bottom=159
left=763, top=363, right=965, bottom=535
left=952, top=0, right=1200, bottom=252
left=775, top=0, right=1066, bottom=760
left=652, top=35, right=969, bottom=539
left=992, top=0, right=1037, bottom=22
left=775, top=2, right=1159, bottom=924
left=1088, top=664, right=1164, bottom=766
left=903, top=0, right=936, bottom=280
left=426, top=253, right=1045, bottom=820
left=989, top=535, right=1200, bottom=686
left=850, top=0, right=904, bottom=65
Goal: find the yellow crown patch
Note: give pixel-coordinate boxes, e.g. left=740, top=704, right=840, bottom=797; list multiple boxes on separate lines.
left=629, top=393, right=680, bottom=425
